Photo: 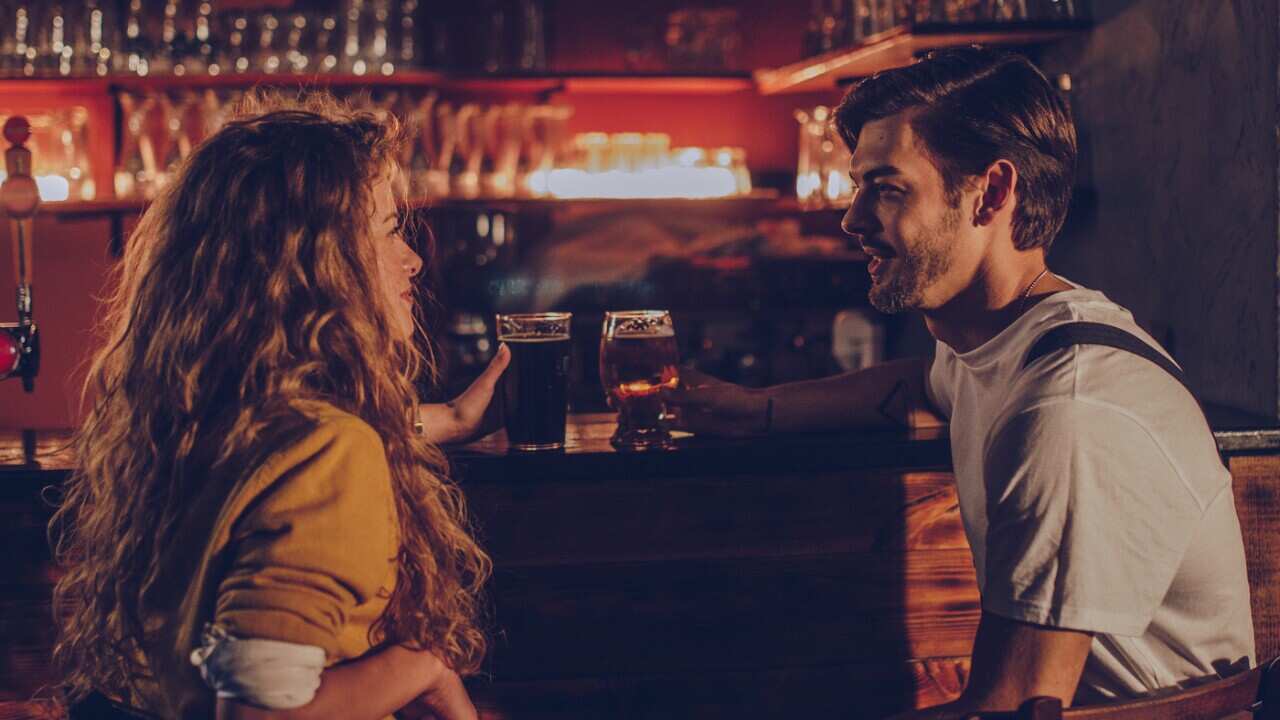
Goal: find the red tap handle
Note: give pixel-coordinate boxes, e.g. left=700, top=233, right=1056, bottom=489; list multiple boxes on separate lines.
left=0, top=331, right=19, bottom=379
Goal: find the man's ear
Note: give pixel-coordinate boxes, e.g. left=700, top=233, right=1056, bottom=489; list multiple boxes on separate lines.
left=974, top=159, right=1018, bottom=227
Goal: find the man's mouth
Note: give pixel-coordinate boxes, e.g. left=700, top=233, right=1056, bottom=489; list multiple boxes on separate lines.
left=861, top=241, right=895, bottom=280
left=868, top=256, right=887, bottom=280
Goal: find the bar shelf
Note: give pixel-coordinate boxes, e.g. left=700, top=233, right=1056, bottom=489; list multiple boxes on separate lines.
left=0, top=71, right=755, bottom=97
left=754, top=21, right=1090, bottom=95
left=39, top=192, right=796, bottom=217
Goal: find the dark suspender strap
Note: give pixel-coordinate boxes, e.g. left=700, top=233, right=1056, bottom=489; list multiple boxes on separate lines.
left=1023, top=321, right=1194, bottom=399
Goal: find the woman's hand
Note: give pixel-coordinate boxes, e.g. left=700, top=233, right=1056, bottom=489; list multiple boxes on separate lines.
left=662, top=368, right=771, bottom=438
left=418, top=345, right=510, bottom=445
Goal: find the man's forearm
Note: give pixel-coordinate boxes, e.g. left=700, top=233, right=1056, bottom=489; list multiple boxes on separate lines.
left=766, top=356, right=937, bottom=433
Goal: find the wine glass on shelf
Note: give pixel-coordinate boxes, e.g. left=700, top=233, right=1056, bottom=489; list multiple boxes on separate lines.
left=399, top=90, right=436, bottom=199
left=600, top=310, right=681, bottom=452
left=452, top=103, right=483, bottom=199
left=430, top=100, right=458, bottom=198
left=158, top=90, right=197, bottom=187
left=59, top=106, right=95, bottom=200
left=115, top=92, right=159, bottom=199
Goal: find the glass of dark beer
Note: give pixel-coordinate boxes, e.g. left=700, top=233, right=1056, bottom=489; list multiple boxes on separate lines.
left=496, top=312, right=573, bottom=451
left=599, top=310, right=680, bottom=451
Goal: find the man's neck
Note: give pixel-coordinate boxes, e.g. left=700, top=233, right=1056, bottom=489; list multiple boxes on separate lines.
left=922, top=257, right=1064, bottom=354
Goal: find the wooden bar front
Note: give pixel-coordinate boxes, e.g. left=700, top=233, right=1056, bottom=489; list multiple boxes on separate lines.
left=1, top=414, right=1277, bottom=719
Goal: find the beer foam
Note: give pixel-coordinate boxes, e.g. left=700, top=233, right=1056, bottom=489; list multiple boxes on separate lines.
left=498, top=333, right=571, bottom=342
left=612, top=326, right=675, bottom=338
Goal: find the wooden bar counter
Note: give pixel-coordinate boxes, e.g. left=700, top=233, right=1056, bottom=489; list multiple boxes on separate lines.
left=2, top=411, right=1278, bottom=719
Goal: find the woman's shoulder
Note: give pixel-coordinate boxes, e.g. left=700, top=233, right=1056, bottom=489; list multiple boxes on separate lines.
left=287, top=399, right=385, bottom=449
left=234, top=400, right=392, bottom=511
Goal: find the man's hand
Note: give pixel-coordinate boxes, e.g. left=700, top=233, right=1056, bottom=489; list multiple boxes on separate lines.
left=662, top=368, right=771, bottom=437
left=418, top=344, right=510, bottom=445
left=886, top=611, right=1093, bottom=719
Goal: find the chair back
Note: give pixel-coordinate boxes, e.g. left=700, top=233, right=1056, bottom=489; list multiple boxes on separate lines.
left=966, top=656, right=1279, bottom=720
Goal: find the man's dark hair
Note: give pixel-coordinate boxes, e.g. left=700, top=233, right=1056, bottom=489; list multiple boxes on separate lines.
left=834, top=46, right=1077, bottom=252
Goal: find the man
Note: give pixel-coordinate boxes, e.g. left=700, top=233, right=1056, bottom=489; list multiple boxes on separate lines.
left=664, top=47, right=1254, bottom=716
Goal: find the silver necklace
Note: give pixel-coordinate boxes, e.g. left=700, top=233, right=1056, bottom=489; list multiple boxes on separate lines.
left=1019, top=268, right=1051, bottom=314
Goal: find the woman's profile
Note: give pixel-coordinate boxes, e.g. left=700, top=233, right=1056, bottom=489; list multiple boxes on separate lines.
left=49, top=93, right=508, bottom=719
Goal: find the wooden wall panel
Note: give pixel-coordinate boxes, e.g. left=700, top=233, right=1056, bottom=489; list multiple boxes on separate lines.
left=483, top=549, right=979, bottom=679
left=466, top=470, right=967, bottom=567
left=1230, top=454, right=1280, bottom=662
left=468, top=657, right=970, bottom=720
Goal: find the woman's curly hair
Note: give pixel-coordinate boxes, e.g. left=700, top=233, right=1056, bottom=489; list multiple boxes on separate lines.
left=49, top=91, right=490, bottom=706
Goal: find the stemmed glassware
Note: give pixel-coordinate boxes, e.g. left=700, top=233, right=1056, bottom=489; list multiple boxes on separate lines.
left=114, top=91, right=158, bottom=199
left=158, top=90, right=198, bottom=186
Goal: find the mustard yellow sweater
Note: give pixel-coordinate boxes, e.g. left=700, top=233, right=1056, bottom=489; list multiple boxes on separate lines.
left=130, top=401, right=400, bottom=718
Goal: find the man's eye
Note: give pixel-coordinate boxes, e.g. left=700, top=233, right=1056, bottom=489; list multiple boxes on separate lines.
left=875, top=184, right=903, bottom=196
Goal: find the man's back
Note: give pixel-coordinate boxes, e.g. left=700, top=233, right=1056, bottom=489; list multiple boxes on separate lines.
left=928, top=280, right=1255, bottom=702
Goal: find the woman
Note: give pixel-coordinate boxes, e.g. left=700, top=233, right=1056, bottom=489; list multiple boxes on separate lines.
left=49, top=93, right=508, bottom=719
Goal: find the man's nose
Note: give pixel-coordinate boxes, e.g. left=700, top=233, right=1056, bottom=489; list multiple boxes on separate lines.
left=841, top=191, right=874, bottom=238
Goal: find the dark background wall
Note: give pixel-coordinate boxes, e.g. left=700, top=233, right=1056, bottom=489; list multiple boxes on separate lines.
left=1041, top=0, right=1279, bottom=417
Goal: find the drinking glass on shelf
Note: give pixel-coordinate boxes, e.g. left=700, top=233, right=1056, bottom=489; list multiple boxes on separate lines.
left=158, top=90, right=197, bottom=186
left=431, top=100, right=458, bottom=196
left=516, top=0, right=547, bottom=71
left=200, top=88, right=238, bottom=139
left=497, top=312, right=573, bottom=452
left=312, top=12, right=341, bottom=73
left=400, top=91, right=436, bottom=199
left=254, top=9, right=282, bottom=73
left=216, top=8, right=250, bottom=73
left=452, top=103, right=483, bottom=198
left=115, top=91, right=159, bottom=199
left=983, top=0, right=1029, bottom=21
left=60, top=106, right=95, bottom=200
left=713, top=146, right=752, bottom=196
left=395, top=0, right=419, bottom=69
left=1029, top=0, right=1075, bottom=20
left=120, top=0, right=153, bottom=75
left=600, top=310, right=680, bottom=452
left=283, top=12, right=309, bottom=73
left=366, top=0, right=392, bottom=75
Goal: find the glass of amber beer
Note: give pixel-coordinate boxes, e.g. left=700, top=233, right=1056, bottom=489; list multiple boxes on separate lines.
left=497, top=312, right=573, bottom=451
left=599, top=310, right=680, bottom=451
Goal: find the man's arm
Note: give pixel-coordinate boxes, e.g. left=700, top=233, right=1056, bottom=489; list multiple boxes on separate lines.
left=769, top=356, right=939, bottom=432
left=665, top=356, right=939, bottom=437
left=888, top=612, right=1093, bottom=719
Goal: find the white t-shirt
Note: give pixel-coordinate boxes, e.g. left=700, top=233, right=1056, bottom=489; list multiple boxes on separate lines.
left=926, top=281, right=1255, bottom=702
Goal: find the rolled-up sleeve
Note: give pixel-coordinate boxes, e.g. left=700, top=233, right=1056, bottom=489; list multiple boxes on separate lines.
left=214, top=418, right=399, bottom=660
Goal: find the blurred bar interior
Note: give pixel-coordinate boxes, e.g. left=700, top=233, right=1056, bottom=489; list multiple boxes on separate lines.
left=7, top=2, right=1280, bottom=718
left=0, top=0, right=1104, bottom=427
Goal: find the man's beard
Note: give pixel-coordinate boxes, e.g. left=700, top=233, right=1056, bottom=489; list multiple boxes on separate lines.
left=867, top=207, right=959, bottom=314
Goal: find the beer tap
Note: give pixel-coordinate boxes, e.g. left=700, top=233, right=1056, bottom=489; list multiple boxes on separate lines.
left=0, top=116, right=41, bottom=392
